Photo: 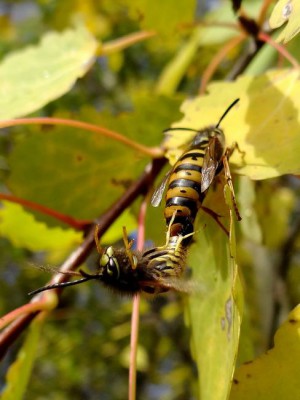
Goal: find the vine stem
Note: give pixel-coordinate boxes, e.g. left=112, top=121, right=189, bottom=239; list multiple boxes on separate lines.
left=0, top=117, right=163, bottom=158
left=0, top=158, right=166, bottom=361
left=199, top=33, right=246, bottom=94
left=258, top=32, right=300, bottom=69
left=128, top=199, right=148, bottom=400
left=102, top=30, right=156, bottom=54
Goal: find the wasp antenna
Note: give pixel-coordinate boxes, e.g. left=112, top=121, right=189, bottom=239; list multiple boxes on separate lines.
left=163, top=127, right=199, bottom=134
left=94, top=224, right=104, bottom=254
left=216, top=98, right=240, bottom=128
left=122, top=226, right=136, bottom=270
left=28, top=277, right=93, bottom=296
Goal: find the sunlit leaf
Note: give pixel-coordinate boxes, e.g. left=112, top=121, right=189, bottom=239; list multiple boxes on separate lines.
left=230, top=305, right=300, bottom=400
left=0, top=25, right=98, bottom=120
left=1, top=318, right=43, bottom=400
left=186, top=184, right=243, bottom=400
left=163, top=69, right=300, bottom=180
left=0, top=202, right=82, bottom=252
left=269, top=0, right=300, bottom=43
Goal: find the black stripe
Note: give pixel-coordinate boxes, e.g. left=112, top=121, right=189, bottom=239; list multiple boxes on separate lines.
left=143, top=248, right=168, bottom=258
left=165, top=196, right=198, bottom=216
left=168, top=179, right=201, bottom=194
left=179, top=151, right=205, bottom=162
left=174, top=163, right=203, bottom=174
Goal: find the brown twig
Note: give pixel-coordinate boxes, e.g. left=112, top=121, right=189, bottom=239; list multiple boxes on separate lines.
left=0, top=157, right=166, bottom=361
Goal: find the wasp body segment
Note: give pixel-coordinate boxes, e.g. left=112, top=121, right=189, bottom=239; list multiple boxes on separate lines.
left=164, top=128, right=225, bottom=239
left=29, top=100, right=240, bottom=297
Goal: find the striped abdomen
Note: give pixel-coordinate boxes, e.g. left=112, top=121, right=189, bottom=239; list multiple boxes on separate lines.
left=142, top=235, right=187, bottom=281
left=164, top=145, right=208, bottom=230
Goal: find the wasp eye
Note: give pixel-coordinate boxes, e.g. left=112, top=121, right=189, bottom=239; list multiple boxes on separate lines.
left=107, top=257, right=120, bottom=278
left=100, top=254, right=109, bottom=267
left=107, top=246, right=114, bottom=257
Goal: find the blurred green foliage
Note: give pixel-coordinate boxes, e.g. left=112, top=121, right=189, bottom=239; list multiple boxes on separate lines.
left=1, top=1, right=300, bottom=400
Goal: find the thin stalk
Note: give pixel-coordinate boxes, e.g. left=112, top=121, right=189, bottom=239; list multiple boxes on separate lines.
left=128, top=199, right=147, bottom=400
left=0, top=117, right=163, bottom=158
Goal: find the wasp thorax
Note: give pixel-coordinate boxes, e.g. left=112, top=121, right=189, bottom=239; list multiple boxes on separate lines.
left=99, top=246, right=120, bottom=279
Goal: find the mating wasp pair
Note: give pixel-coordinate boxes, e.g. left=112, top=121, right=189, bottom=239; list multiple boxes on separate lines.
left=30, top=99, right=241, bottom=297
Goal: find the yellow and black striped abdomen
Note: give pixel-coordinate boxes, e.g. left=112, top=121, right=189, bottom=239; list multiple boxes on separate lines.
left=164, top=147, right=207, bottom=225
left=142, top=236, right=188, bottom=282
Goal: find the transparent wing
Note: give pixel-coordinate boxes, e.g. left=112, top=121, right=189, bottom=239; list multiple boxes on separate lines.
left=151, top=170, right=172, bottom=207
left=201, top=138, right=219, bottom=193
left=145, top=276, right=208, bottom=294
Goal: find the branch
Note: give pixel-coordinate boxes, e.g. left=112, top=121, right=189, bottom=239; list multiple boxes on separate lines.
left=0, top=157, right=166, bottom=360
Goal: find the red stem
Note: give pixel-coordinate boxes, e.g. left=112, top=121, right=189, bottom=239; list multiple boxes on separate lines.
left=0, top=117, right=163, bottom=158
left=0, top=193, right=91, bottom=230
left=0, top=158, right=166, bottom=361
left=128, top=200, right=148, bottom=400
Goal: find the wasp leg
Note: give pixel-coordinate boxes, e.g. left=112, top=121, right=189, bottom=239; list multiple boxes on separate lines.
left=94, top=224, right=104, bottom=255
left=201, top=205, right=229, bottom=237
left=165, top=210, right=178, bottom=244
left=174, top=230, right=195, bottom=252
left=222, top=151, right=242, bottom=221
left=226, top=141, right=246, bottom=160
left=122, top=226, right=136, bottom=270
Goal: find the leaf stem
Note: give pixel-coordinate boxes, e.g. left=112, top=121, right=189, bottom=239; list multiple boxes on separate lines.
left=258, top=32, right=300, bottom=69
left=102, top=30, right=156, bottom=55
left=0, top=157, right=166, bottom=361
left=199, top=33, right=246, bottom=94
left=0, top=117, right=163, bottom=158
left=128, top=199, right=147, bottom=400
left=0, top=193, right=91, bottom=230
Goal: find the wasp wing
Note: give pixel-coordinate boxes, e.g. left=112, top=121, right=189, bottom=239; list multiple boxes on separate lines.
left=201, top=139, right=219, bottom=193
left=151, top=170, right=172, bottom=207
left=141, top=276, right=207, bottom=294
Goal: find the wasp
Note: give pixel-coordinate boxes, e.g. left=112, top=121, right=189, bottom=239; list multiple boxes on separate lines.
left=29, top=213, right=195, bottom=296
left=151, top=98, right=242, bottom=238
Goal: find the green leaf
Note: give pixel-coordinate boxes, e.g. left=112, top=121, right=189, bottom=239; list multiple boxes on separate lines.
left=255, top=183, right=295, bottom=248
left=127, top=0, right=196, bottom=37
left=1, top=318, right=43, bottom=400
left=269, top=0, right=300, bottom=43
left=0, top=25, right=98, bottom=120
left=237, top=176, right=262, bottom=244
left=0, top=202, right=82, bottom=252
left=196, top=1, right=261, bottom=46
left=186, top=185, right=243, bottom=400
left=156, top=30, right=201, bottom=96
left=7, top=95, right=182, bottom=221
left=163, top=69, right=300, bottom=180
left=230, top=305, right=300, bottom=400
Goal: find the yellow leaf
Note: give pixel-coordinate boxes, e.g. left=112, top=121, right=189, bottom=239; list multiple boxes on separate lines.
left=163, top=69, right=300, bottom=180
left=269, top=0, right=300, bottom=43
left=0, top=25, right=98, bottom=120
left=230, top=305, right=300, bottom=400
left=0, top=202, right=82, bottom=252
